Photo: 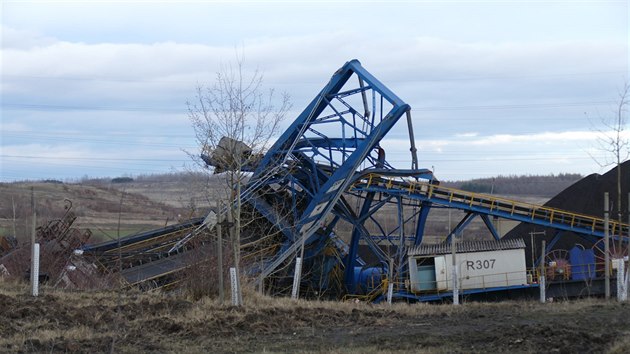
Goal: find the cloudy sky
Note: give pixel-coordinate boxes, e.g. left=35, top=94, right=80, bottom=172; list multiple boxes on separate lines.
left=1, top=0, right=629, bottom=182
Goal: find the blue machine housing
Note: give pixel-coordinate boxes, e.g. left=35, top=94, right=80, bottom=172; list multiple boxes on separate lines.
left=570, top=246, right=596, bottom=280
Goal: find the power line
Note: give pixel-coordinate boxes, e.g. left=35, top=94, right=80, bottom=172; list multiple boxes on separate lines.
left=3, top=70, right=625, bottom=84
left=1, top=154, right=187, bottom=162
left=2, top=103, right=183, bottom=113
left=2, top=99, right=615, bottom=113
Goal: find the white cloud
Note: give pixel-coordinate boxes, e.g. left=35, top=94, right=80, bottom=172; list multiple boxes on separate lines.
left=455, top=132, right=478, bottom=138
left=0, top=121, right=29, bottom=132
left=1, top=25, right=56, bottom=50
left=1, top=0, right=627, bottom=182
left=469, top=131, right=598, bottom=146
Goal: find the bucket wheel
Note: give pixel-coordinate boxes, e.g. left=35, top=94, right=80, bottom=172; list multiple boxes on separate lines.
left=592, top=237, right=629, bottom=276
left=544, top=249, right=571, bottom=281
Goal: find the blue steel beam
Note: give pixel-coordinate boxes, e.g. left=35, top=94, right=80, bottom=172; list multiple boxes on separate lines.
left=445, top=212, right=477, bottom=243
left=349, top=178, right=625, bottom=241
left=480, top=214, right=501, bottom=241
left=250, top=60, right=417, bottom=281
left=414, top=202, right=432, bottom=245
left=344, top=191, right=376, bottom=292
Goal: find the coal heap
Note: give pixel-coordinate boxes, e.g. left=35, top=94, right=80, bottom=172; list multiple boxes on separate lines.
left=504, top=161, right=630, bottom=266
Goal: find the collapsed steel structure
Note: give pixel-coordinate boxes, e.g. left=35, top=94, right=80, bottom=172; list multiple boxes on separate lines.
left=81, top=60, right=628, bottom=300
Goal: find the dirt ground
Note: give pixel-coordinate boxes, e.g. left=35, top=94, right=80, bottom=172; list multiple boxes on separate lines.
left=1, top=281, right=630, bottom=353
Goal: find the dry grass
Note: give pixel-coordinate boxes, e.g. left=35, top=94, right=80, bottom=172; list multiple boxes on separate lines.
left=2, top=278, right=629, bottom=353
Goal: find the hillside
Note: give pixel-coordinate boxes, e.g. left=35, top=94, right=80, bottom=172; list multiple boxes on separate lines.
left=0, top=181, right=189, bottom=244
left=443, top=173, right=582, bottom=197
left=0, top=172, right=583, bottom=245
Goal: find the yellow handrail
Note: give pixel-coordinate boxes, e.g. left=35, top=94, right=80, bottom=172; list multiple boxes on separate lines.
left=350, top=174, right=628, bottom=235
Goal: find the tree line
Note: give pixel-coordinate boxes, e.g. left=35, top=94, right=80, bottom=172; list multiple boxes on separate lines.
left=442, top=173, right=583, bottom=197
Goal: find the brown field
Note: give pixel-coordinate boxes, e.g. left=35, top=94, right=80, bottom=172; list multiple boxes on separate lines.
left=1, top=280, right=629, bottom=353
left=0, top=176, right=550, bottom=246
left=0, top=181, right=194, bottom=244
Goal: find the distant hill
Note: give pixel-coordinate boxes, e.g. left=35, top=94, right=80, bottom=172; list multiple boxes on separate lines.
left=0, top=171, right=586, bottom=244
left=443, top=173, right=583, bottom=197
left=0, top=180, right=189, bottom=244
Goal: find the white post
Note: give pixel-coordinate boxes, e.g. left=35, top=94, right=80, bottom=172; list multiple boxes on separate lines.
left=617, top=259, right=626, bottom=301
left=230, top=267, right=239, bottom=306
left=387, top=257, right=394, bottom=305
left=32, top=243, right=40, bottom=297
left=452, top=233, right=459, bottom=305
left=613, top=258, right=628, bottom=301
left=291, top=257, right=303, bottom=300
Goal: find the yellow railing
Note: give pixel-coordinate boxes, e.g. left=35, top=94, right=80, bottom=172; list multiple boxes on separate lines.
left=352, top=173, right=628, bottom=236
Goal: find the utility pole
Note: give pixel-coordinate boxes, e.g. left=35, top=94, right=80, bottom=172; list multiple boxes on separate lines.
left=529, top=231, right=546, bottom=268
left=605, top=192, right=611, bottom=299
left=11, top=197, right=17, bottom=240
left=29, top=187, right=41, bottom=297
left=30, top=187, right=36, bottom=290
left=216, top=204, right=224, bottom=303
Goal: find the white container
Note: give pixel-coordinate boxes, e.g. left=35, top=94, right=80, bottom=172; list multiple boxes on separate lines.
left=409, top=248, right=527, bottom=293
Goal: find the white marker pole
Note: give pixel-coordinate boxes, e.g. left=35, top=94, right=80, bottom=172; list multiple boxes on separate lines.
left=32, top=243, right=40, bottom=297
left=617, top=259, right=626, bottom=301
left=230, top=267, right=239, bottom=306
left=452, top=233, right=459, bottom=305
left=291, top=257, right=303, bottom=300
left=387, top=282, right=394, bottom=304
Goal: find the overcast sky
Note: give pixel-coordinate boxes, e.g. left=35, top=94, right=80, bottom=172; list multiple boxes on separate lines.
left=1, top=0, right=629, bottom=182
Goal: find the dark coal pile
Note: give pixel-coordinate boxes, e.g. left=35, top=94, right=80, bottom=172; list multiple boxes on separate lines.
left=505, top=161, right=630, bottom=266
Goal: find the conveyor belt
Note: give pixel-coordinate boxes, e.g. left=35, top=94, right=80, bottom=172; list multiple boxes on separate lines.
left=82, top=218, right=203, bottom=255
left=351, top=174, right=627, bottom=239
left=120, top=250, right=194, bottom=286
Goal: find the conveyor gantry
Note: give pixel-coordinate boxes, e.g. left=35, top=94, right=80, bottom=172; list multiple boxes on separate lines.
left=351, top=173, right=628, bottom=242
left=79, top=59, right=626, bottom=298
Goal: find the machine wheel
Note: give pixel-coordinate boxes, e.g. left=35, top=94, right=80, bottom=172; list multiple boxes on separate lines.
left=592, top=237, right=629, bottom=277
left=544, top=249, right=571, bottom=281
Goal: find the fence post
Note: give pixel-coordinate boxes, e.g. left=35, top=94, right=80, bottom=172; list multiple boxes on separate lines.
left=32, top=243, right=40, bottom=297
left=291, top=257, right=303, bottom=300
left=387, top=257, right=394, bottom=305
left=230, top=267, right=239, bottom=306
left=617, top=258, right=626, bottom=301
left=452, top=233, right=459, bottom=305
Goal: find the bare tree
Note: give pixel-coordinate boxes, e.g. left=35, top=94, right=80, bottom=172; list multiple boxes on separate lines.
left=591, top=83, right=630, bottom=245
left=186, top=57, right=292, bottom=302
